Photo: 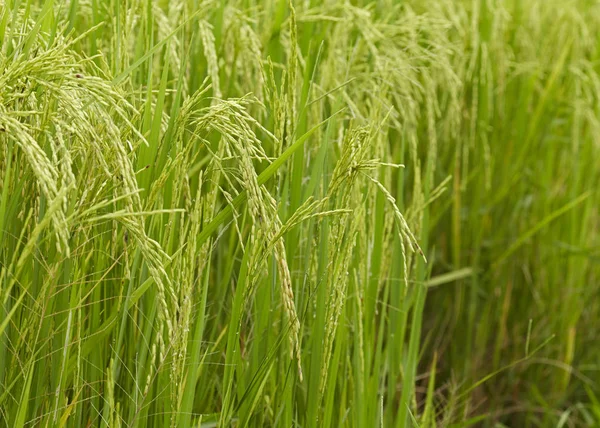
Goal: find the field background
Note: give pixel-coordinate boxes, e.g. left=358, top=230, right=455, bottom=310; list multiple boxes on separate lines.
left=1, top=0, right=599, bottom=426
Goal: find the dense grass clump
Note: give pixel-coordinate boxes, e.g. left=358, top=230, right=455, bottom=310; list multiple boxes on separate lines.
left=1, top=0, right=599, bottom=426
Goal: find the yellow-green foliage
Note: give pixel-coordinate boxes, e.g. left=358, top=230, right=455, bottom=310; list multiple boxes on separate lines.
left=0, top=1, right=599, bottom=427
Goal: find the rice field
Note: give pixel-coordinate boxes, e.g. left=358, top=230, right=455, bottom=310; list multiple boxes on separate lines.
left=0, top=0, right=599, bottom=426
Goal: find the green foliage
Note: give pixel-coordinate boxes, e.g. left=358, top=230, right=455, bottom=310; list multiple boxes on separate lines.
left=0, top=0, right=599, bottom=426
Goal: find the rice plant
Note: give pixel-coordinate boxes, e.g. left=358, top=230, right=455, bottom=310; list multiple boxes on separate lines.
left=0, top=0, right=599, bottom=426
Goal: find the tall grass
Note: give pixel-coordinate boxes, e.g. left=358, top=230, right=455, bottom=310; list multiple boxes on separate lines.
left=0, top=0, right=599, bottom=426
